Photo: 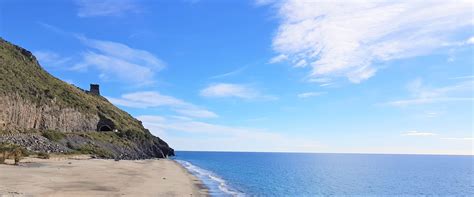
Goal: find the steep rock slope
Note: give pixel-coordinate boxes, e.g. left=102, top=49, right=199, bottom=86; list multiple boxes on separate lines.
left=0, top=38, right=174, bottom=159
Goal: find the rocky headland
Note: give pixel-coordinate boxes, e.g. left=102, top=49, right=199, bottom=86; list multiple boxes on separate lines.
left=0, top=38, right=174, bottom=159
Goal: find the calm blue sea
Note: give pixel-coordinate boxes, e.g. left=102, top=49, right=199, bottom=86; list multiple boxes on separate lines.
left=174, top=151, right=473, bottom=196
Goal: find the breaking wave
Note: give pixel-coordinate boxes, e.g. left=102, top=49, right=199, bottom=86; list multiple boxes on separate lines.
left=175, top=159, right=244, bottom=197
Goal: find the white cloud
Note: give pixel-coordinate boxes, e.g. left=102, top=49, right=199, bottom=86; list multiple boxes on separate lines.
left=107, top=91, right=218, bottom=118
left=307, top=77, right=336, bottom=87
left=107, top=91, right=184, bottom=108
left=75, top=52, right=156, bottom=85
left=424, top=112, right=441, bottom=118
left=319, top=83, right=334, bottom=87
left=441, top=137, right=474, bottom=141
left=308, top=77, right=331, bottom=83
left=386, top=79, right=473, bottom=106
left=268, top=54, right=288, bottom=64
left=76, top=0, right=141, bottom=17
left=200, top=83, right=277, bottom=100
left=466, top=36, right=474, bottom=45
left=173, top=109, right=218, bottom=119
left=137, top=115, right=323, bottom=152
left=74, top=36, right=165, bottom=86
left=440, top=36, right=474, bottom=47
left=255, top=0, right=277, bottom=6
left=269, top=0, right=473, bottom=83
left=34, top=51, right=71, bottom=67
left=79, top=37, right=165, bottom=69
left=200, top=83, right=255, bottom=99
left=402, top=131, right=437, bottom=136
left=294, top=59, right=307, bottom=67
left=297, top=91, right=326, bottom=98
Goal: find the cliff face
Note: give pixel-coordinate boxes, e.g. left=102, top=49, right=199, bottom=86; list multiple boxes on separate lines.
left=0, top=38, right=174, bottom=159
left=0, top=95, right=99, bottom=132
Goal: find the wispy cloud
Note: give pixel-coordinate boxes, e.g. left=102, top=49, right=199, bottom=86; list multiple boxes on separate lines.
left=307, top=77, right=336, bottom=87
left=441, top=137, right=474, bottom=141
left=401, top=131, right=437, bottom=136
left=267, top=0, right=472, bottom=83
left=74, top=36, right=165, bottom=86
left=139, top=115, right=247, bottom=135
left=424, top=112, right=441, bottom=118
left=268, top=54, right=288, bottom=64
left=210, top=66, right=247, bottom=79
left=200, top=83, right=277, bottom=100
left=386, top=79, right=473, bottom=106
left=388, top=97, right=473, bottom=106
left=445, top=36, right=474, bottom=47
left=107, top=91, right=217, bottom=118
left=450, top=75, right=474, bottom=80
left=138, top=115, right=323, bottom=152
left=36, top=24, right=164, bottom=86
left=297, top=91, right=326, bottom=98
left=78, top=36, right=165, bottom=70
left=76, top=0, right=141, bottom=18
left=173, top=109, right=217, bottom=119
left=37, top=22, right=72, bottom=36
left=319, top=83, right=334, bottom=87
left=402, top=131, right=473, bottom=143
left=255, top=0, right=276, bottom=6
left=34, top=51, right=71, bottom=67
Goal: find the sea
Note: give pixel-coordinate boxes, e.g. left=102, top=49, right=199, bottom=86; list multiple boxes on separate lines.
left=174, top=151, right=473, bottom=196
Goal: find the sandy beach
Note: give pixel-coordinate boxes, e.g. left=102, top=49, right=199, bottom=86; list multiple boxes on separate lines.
left=0, top=156, right=208, bottom=196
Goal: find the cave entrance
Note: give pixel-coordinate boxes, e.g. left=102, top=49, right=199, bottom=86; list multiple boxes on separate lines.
left=99, top=125, right=112, bottom=132
left=97, top=115, right=115, bottom=132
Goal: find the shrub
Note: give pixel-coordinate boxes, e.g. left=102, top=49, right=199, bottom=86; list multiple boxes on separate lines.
left=37, top=152, right=50, bottom=159
left=41, top=130, right=65, bottom=142
left=66, top=141, right=74, bottom=149
left=0, top=142, right=9, bottom=164
left=12, top=145, right=27, bottom=165
left=76, top=144, right=113, bottom=158
left=0, top=143, right=27, bottom=165
left=118, top=130, right=150, bottom=141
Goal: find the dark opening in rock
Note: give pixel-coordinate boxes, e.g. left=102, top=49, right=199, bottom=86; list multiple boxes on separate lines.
left=99, top=125, right=112, bottom=132
left=97, top=115, right=115, bottom=132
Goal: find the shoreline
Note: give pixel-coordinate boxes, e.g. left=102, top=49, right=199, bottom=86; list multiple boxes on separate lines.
left=171, top=159, right=210, bottom=196
left=0, top=155, right=209, bottom=196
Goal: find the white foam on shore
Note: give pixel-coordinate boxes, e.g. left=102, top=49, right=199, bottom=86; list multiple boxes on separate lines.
left=175, top=160, right=244, bottom=197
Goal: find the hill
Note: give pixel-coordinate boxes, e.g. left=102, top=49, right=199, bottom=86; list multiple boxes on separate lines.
left=0, top=38, right=174, bottom=159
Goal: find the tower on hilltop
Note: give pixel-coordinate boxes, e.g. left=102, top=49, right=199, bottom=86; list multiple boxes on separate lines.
left=89, top=84, right=100, bottom=96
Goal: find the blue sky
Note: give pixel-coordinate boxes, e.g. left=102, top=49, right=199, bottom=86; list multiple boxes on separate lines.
left=1, top=0, right=472, bottom=155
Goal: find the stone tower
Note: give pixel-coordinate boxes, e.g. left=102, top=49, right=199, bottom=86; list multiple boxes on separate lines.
left=90, top=84, right=100, bottom=95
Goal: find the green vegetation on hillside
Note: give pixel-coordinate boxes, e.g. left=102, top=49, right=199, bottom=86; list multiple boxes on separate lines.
left=0, top=38, right=174, bottom=159
left=0, top=38, right=145, bottom=133
left=42, top=130, right=66, bottom=142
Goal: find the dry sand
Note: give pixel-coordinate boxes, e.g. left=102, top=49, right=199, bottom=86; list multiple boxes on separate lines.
left=0, top=155, right=208, bottom=196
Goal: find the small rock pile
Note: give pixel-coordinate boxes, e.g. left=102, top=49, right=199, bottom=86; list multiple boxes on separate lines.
left=0, top=133, right=70, bottom=153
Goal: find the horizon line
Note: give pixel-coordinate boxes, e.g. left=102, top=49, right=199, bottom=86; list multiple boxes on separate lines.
left=173, top=150, right=473, bottom=156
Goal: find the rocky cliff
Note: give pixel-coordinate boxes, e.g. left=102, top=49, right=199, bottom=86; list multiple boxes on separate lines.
left=0, top=94, right=99, bottom=132
left=0, top=38, right=174, bottom=159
